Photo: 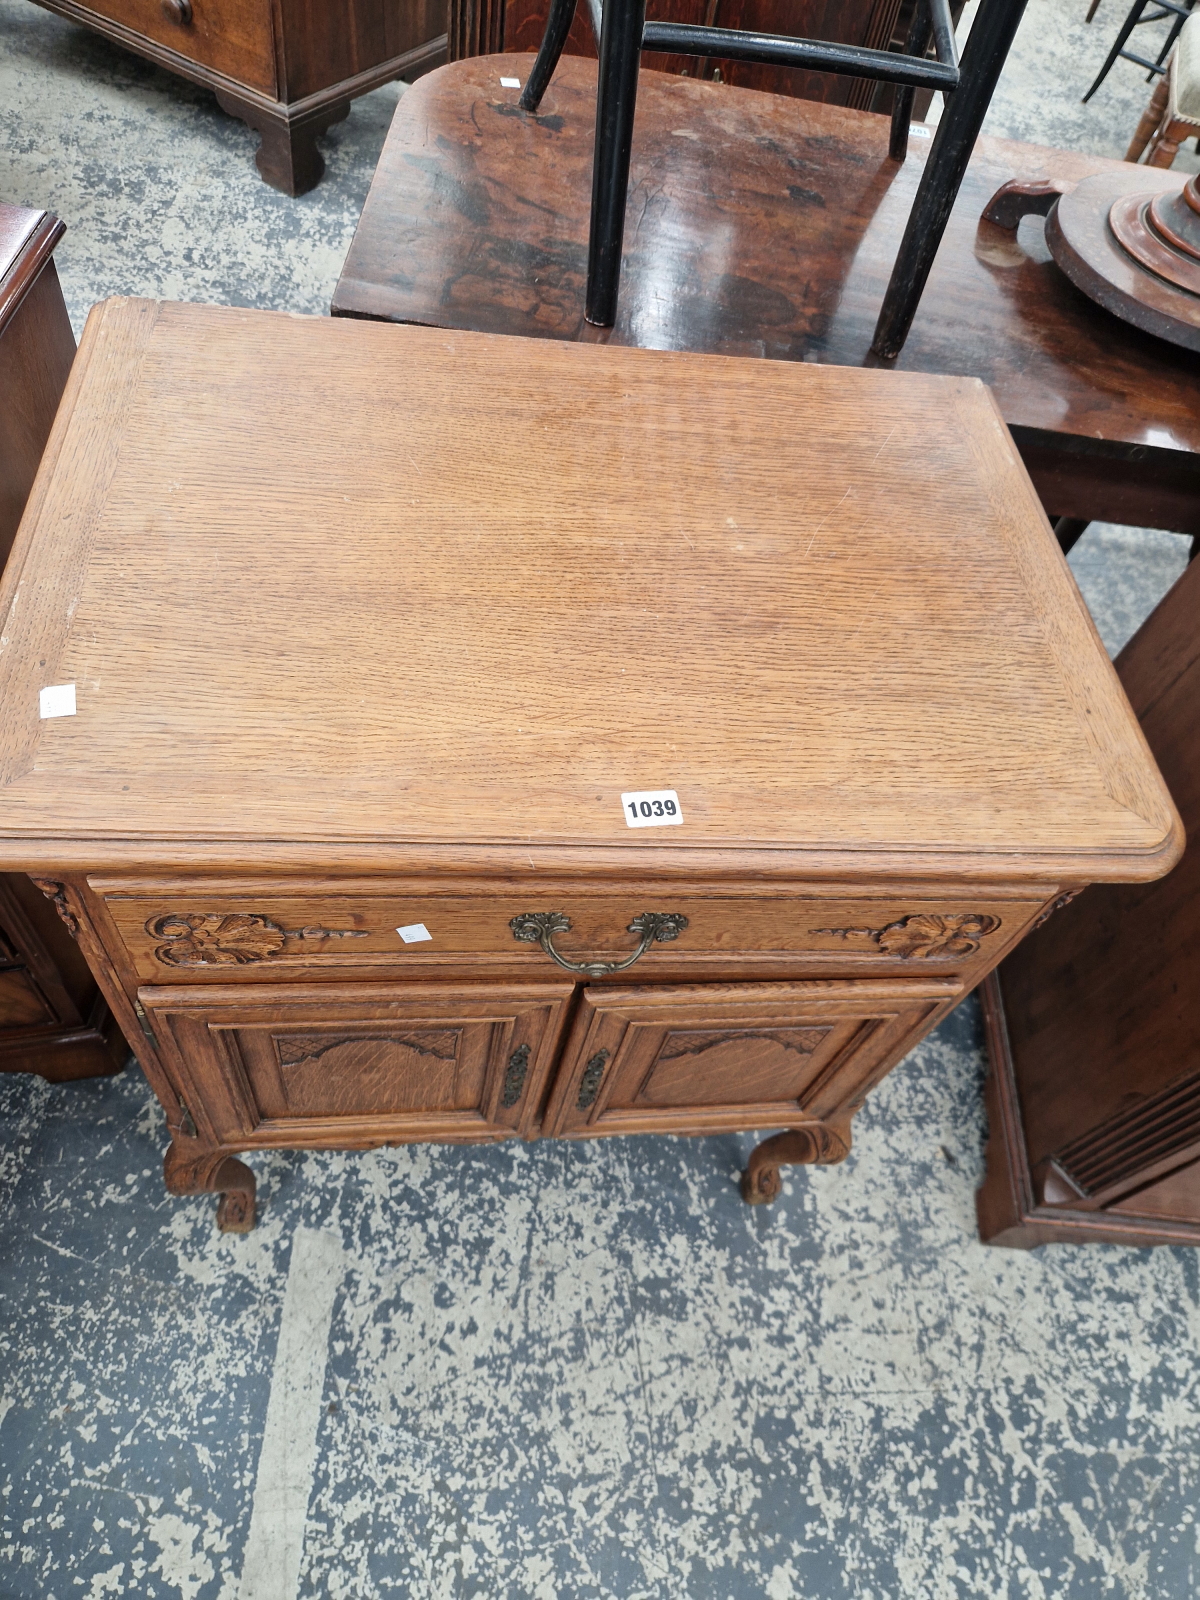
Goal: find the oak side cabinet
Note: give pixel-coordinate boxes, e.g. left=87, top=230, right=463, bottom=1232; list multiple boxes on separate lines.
left=0, top=298, right=1180, bottom=1230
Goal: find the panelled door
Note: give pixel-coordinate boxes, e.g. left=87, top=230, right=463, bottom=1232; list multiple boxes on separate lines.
left=547, top=979, right=958, bottom=1137
left=140, top=981, right=573, bottom=1147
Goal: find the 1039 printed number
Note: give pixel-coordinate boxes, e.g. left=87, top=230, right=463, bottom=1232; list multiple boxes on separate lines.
left=620, top=789, right=683, bottom=828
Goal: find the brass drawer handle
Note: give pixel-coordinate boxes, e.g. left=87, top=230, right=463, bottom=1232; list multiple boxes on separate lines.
left=509, top=911, right=688, bottom=978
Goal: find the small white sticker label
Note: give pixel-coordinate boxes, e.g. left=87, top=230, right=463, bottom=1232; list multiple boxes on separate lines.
left=621, top=790, right=683, bottom=827
left=911, top=125, right=931, bottom=138
left=396, top=923, right=432, bottom=944
left=39, top=683, right=76, bottom=719
left=500, top=76, right=521, bottom=87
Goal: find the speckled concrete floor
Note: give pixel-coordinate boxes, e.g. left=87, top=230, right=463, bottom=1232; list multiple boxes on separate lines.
left=0, top=4, right=1196, bottom=1596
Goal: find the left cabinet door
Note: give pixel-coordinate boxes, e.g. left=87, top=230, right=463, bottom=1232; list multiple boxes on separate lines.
left=140, top=981, right=574, bottom=1146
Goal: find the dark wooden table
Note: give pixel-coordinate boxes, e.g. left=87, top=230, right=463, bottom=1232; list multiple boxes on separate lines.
left=334, top=55, right=1200, bottom=535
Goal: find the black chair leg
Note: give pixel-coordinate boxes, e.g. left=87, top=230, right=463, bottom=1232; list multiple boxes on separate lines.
left=1082, top=0, right=1150, bottom=99
left=890, top=0, right=932, bottom=159
left=520, top=0, right=582, bottom=112
left=585, top=0, right=648, bottom=326
left=1151, top=0, right=1192, bottom=74
left=871, top=0, right=1029, bottom=360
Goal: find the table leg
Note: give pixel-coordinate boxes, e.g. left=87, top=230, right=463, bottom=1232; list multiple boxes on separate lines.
left=871, top=0, right=1030, bottom=359
left=586, top=0, right=649, bottom=326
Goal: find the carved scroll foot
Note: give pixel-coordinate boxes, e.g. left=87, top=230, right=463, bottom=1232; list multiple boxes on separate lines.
left=164, top=1143, right=257, bottom=1233
left=740, top=1124, right=850, bottom=1205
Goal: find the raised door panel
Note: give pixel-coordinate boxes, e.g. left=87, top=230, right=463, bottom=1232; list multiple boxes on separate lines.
left=140, top=981, right=573, bottom=1147
left=548, top=979, right=959, bottom=1136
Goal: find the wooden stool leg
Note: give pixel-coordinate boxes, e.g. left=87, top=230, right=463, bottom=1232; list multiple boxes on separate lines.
left=585, top=0, right=648, bottom=327
left=740, top=1123, right=851, bottom=1205
left=1126, top=73, right=1170, bottom=161
left=1082, top=0, right=1150, bottom=102
left=1147, top=114, right=1188, bottom=167
left=520, top=0, right=581, bottom=112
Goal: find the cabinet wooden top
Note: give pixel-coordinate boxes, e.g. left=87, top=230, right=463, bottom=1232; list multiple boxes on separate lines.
left=0, top=298, right=1181, bottom=882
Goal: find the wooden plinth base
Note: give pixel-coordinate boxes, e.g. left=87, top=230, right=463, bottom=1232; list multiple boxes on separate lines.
left=977, top=973, right=1200, bottom=1249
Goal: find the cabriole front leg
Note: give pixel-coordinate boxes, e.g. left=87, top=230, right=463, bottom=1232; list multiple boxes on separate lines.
left=164, top=1141, right=257, bottom=1233
left=741, top=1123, right=851, bottom=1205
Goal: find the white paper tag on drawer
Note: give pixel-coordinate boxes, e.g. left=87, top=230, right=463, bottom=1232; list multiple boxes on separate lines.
left=39, top=683, right=76, bottom=719
left=396, top=923, right=432, bottom=943
left=621, top=790, right=683, bottom=827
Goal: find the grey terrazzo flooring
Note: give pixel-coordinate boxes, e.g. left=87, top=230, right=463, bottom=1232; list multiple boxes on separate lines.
left=0, top=2, right=1196, bottom=1595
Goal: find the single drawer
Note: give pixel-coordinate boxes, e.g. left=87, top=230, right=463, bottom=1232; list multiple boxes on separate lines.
left=100, top=888, right=1037, bottom=982
left=73, top=0, right=276, bottom=96
left=546, top=978, right=959, bottom=1137
left=140, top=979, right=573, bottom=1146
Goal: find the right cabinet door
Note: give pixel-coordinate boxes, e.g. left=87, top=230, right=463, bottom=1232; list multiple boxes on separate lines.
left=547, top=980, right=959, bottom=1137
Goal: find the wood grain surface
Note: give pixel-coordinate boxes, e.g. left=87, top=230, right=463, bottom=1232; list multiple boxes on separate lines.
left=333, top=56, right=1200, bottom=532
left=0, top=296, right=1180, bottom=883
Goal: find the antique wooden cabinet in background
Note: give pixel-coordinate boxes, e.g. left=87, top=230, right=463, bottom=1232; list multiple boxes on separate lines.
left=0, top=204, right=126, bottom=1082
left=28, top=0, right=447, bottom=194
left=449, top=0, right=952, bottom=115
left=0, top=298, right=1180, bottom=1230
left=979, top=550, right=1200, bottom=1248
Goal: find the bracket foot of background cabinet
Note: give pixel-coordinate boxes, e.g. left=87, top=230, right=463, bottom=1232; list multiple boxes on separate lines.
left=213, top=90, right=352, bottom=197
